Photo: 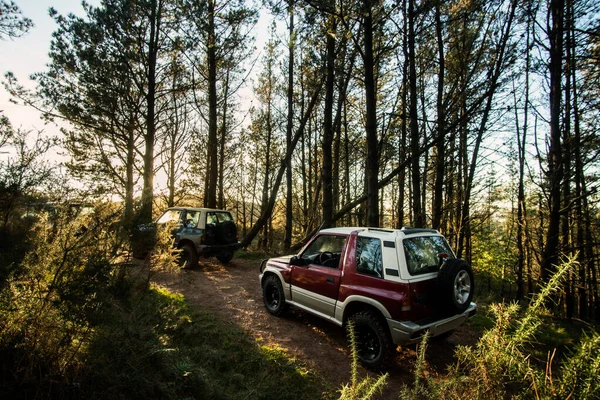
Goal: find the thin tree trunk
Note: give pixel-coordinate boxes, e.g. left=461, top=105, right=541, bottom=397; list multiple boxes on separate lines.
left=218, top=67, right=230, bottom=210
left=284, top=0, right=295, bottom=250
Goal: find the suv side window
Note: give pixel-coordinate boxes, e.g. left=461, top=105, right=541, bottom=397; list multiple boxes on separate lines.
left=215, top=212, right=233, bottom=223
left=185, top=210, right=200, bottom=228
left=356, top=237, right=383, bottom=278
left=206, top=212, right=233, bottom=225
left=301, top=234, right=346, bottom=268
left=403, top=236, right=454, bottom=275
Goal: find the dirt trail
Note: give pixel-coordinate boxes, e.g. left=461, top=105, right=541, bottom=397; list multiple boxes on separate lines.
left=152, top=257, right=479, bottom=398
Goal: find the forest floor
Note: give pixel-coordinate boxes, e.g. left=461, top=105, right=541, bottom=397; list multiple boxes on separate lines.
left=151, top=256, right=482, bottom=399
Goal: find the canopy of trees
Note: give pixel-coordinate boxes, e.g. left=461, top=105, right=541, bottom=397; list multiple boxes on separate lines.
left=2, top=0, right=600, bottom=322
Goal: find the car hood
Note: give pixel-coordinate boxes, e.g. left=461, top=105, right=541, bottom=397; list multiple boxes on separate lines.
left=268, top=255, right=296, bottom=264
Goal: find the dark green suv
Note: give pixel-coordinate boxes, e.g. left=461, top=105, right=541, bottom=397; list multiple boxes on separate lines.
left=134, top=207, right=241, bottom=268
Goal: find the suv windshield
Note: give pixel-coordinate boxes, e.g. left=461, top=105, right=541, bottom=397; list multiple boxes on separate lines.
left=303, top=234, right=347, bottom=257
left=156, top=209, right=182, bottom=224
left=403, top=236, right=454, bottom=275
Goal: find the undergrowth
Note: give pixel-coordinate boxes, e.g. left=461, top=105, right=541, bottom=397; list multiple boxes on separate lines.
left=399, top=255, right=600, bottom=400
left=338, top=321, right=388, bottom=400
left=0, top=205, right=327, bottom=399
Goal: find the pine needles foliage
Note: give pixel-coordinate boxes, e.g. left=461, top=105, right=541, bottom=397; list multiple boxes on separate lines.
left=400, top=255, right=600, bottom=400
left=0, top=204, right=326, bottom=399
left=338, top=321, right=388, bottom=400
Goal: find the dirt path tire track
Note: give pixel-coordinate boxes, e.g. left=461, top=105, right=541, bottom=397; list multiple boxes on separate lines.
left=152, top=258, right=479, bottom=398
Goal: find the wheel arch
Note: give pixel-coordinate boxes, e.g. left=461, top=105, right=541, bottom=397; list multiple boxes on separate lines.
left=177, top=238, right=196, bottom=251
left=260, top=269, right=290, bottom=301
left=341, top=297, right=391, bottom=326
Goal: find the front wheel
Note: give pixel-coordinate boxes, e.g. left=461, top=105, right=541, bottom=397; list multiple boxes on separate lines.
left=262, top=275, right=287, bottom=316
left=179, top=243, right=198, bottom=269
left=349, top=311, right=393, bottom=370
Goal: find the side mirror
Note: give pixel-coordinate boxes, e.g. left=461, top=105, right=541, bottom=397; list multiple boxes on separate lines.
left=290, top=256, right=302, bottom=266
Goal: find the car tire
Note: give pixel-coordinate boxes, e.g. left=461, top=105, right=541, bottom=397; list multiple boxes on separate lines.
left=349, top=311, right=393, bottom=370
left=216, top=251, right=234, bottom=264
left=179, top=243, right=198, bottom=269
left=436, top=258, right=474, bottom=315
left=216, top=220, right=237, bottom=244
left=262, top=275, right=287, bottom=316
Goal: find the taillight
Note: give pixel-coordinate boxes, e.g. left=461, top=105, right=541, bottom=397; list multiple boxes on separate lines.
left=401, top=295, right=411, bottom=312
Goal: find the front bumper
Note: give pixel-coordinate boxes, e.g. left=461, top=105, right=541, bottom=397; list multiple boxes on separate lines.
left=387, top=302, right=477, bottom=344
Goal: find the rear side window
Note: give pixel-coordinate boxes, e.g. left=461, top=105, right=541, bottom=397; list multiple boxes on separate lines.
left=206, top=211, right=233, bottom=225
left=185, top=210, right=200, bottom=228
left=356, top=237, right=383, bottom=278
left=403, top=236, right=454, bottom=275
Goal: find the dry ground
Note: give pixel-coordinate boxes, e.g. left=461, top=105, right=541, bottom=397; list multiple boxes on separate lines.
left=151, top=257, right=480, bottom=399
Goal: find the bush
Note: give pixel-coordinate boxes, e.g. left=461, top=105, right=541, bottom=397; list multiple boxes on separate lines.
left=399, top=255, right=600, bottom=400
left=0, top=203, right=130, bottom=397
left=0, top=203, right=327, bottom=399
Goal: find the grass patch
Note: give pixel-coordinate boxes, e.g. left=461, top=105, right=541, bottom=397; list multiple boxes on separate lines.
left=76, top=283, right=328, bottom=400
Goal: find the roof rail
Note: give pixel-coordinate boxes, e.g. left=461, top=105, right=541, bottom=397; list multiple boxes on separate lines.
left=400, top=227, right=440, bottom=235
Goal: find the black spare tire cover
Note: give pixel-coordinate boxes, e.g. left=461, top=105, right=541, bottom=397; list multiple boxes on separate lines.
left=436, top=258, right=474, bottom=316
left=216, top=220, right=237, bottom=244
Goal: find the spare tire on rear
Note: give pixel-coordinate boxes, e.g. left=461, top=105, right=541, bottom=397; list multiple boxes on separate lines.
left=216, top=220, right=237, bottom=244
left=436, top=258, right=474, bottom=316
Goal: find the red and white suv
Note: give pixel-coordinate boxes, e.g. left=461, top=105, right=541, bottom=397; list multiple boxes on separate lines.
left=259, top=227, right=476, bottom=369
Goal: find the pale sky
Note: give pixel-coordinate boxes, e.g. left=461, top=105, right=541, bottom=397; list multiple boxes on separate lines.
left=0, top=0, right=95, bottom=131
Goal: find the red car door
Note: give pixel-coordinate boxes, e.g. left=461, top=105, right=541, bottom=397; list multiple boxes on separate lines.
left=290, top=234, right=347, bottom=317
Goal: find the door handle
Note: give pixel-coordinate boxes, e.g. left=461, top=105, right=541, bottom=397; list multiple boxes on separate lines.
left=326, top=277, right=335, bottom=284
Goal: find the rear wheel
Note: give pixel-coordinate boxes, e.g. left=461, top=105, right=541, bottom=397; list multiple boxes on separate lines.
left=179, top=243, right=198, bottom=269
left=349, top=311, right=392, bottom=370
left=262, top=275, right=286, bottom=316
left=217, top=251, right=234, bottom=264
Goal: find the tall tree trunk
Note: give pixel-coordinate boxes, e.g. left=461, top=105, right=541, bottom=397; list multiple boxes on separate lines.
left=218, top=67, right=230, bottom=209
left=260, top=80, right=273, bottom=250
left=541, top=0, right=565, bottom=283
left=563, top=3, right=573, bottom=318
left=408, top=0, right=423, bottom=228
left=458, top=0, right=517, bottom=260
left=322, top=14, right=336, bottom=229
left=364, top=0, right=379, bottom=227
left=284, top=0, right=295, bottom=250
left=396, top=0, right=409, bottom=230
left=204, top=0, right=218, bottom=208
left=568, top=0, right=588, bottom=320
left=140, top=0, right=161, bottom=223
left=432, top=1, right=445, bottom=230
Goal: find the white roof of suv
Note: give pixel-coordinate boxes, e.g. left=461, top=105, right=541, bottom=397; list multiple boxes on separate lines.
left=319, top=227, right=442, bottom=238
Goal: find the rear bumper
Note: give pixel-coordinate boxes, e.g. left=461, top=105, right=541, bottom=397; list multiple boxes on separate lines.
left=197, top=242, right=242, bottom=255
left=387, top=302, right=477, bottom=344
